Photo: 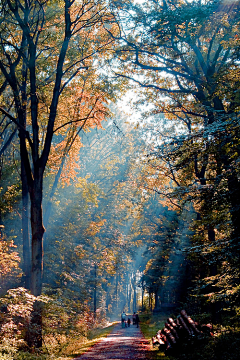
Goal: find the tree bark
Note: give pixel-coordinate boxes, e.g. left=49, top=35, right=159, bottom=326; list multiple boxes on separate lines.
left=27, top=177, right=45, bottom=349
left=30, top=178, right=45, bottom=296
left=21, top=160, right=31, bottom=290
left=21, top=35, right=31, bottom=290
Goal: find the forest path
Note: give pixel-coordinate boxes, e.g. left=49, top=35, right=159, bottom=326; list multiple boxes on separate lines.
left=74, top=322, right=151, bottom=360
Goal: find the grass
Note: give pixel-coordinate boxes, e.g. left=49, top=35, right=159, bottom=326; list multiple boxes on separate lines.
left=139, top=312, right=173, bottom=360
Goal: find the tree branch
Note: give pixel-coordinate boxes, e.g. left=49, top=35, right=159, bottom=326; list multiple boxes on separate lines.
left=113, top=72, right=192, bottom=94
left=0, top=106, right=33, bottom=149
left=0, top=128, right=17, bottom=156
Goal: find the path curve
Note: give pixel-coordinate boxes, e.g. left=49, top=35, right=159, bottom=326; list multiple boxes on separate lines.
left=74, top=322, right=151, bottom=360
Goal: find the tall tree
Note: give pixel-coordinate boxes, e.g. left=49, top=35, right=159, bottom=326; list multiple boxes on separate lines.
left=110, top=0, right=240, bottom=247
left=105, top=0, right=240, bottom=319
left=0, top=0, right=116, bottom=347
left=0, top=0, right=115, bottom=296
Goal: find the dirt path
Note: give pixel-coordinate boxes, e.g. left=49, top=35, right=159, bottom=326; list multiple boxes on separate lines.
left=74, top=322, right=151, bottom=360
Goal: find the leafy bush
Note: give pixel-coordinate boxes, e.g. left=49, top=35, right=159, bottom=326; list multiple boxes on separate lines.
left=0, top=234, right=22, bottom=295
left=0, top=288, right=36, bottom=352
left=0, top=288, right=49, bottom=356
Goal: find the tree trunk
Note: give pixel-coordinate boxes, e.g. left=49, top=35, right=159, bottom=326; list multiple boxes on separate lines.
left=20, top=40, right=31, bottom=290
left=150, top=292, right=153, bottom=312
left=154, top=290, right=159, bottom=311
left=133, top=280, right=136, bottom=313
left=21, top=160, right=31, bottom=290
left=126, top=275, right=129, bottom=312
left=30, top=180, right=45, bottom=296
left=94, top=263, right=97, bottom=317
left=115, top=273, right=118, bottom=312
left=128, top=282, right=131, bottom=312
left=227, top=171, right=240, bottom=260
left=28, top=177, right=45, bottom=349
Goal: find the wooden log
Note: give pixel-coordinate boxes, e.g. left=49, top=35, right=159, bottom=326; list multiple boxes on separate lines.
left=156, top=333, right=166, bottom=346
left=162, top=327, right=177, bottom=346
left=152, top=337, right=159, bottom=346
left=168, top=317, right=178, bottom=328
left=165, top=322, right=180, bottom=340
left=157, top=331, right=170, bottom=351
left=153, top=310, right=214, bottom=356
left=175, top=318, right=181, bottom=327
left=180, top=310, right=201, bottom=335
left=174, top=318, right=186, bottom=339
left=178, top=316, right=193, bottom=336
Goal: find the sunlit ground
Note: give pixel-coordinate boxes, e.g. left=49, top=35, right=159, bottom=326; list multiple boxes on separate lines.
left=50, top=322, right=118, bottom=359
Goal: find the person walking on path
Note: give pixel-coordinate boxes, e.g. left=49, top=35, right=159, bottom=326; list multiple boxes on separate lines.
left=121, top=311, right=126, bottom=328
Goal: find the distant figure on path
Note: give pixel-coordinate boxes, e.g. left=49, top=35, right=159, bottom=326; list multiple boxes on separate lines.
left=132, top=312, right=136, bottom=325
left=135, top=313, right=140, bottom=328
left=128, top=317, right=131, bottom=327
left=121, top=311, right=126, bottom=328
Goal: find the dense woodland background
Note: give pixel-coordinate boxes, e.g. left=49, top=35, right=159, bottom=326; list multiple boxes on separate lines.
left=0, top=0, right=240, bottom=359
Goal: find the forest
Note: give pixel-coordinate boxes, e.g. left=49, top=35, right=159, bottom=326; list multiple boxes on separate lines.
left=0, top=0, right=240, bottom=359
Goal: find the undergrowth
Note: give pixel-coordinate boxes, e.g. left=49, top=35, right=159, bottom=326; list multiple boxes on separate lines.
left=0, top=323, right=117, bottom=360
left=139, top=311, right=240, bottom=360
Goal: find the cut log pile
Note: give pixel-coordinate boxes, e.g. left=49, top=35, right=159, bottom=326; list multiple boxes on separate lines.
left=152, top=310, right=213, bottom=354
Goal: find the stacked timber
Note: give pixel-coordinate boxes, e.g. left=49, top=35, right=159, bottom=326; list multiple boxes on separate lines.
left=152, top=310, right=213, bottom=354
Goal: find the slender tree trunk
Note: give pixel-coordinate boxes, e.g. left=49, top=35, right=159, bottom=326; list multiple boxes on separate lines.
left=126, top=275, right=129, bottom=312
left=94, top=263, right=97, bottom=317
left=128, top=282, right=131, bottom=312
left=154, top=290, right=159, bottom=311
left=227, top=171, right=240, bottom=258
left=105, top=280, right=110, bottom=315
left=133, top=278, right=136, bottom=313
left=115, top=273, right=118, bottom=312
left=141, top=288, right=144, bottom=310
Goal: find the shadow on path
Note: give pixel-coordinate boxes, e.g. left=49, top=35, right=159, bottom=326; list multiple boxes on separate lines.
left=74, top=322, right=150, bottom=360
